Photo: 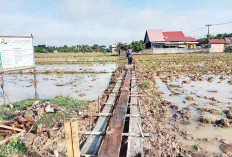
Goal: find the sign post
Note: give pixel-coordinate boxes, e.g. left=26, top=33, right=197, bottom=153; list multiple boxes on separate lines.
left=0, top=35, right=38, bottom=103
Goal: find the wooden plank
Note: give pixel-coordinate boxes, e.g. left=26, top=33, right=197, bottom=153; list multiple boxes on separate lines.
left=71, top=121, right=80, bottom=157
left=0, top=124, right=25, bottom=132
left=65, top=122, right=74, bottom=157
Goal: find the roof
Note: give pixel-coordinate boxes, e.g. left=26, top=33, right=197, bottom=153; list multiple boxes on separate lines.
left=208, top=39, right=226, bottom=44
left=225, top=37, right=232, bottom=43
left=146, top=29, right=165, bottom=42
left=144, top=29, right=196, bottom=42
left=163, top=31, right=185, bottom=41
left=185, top=37, right=197, bottom=42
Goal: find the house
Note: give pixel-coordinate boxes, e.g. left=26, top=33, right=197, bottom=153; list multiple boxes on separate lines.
left=144, top=29, right=198, bottom=49
left=109, top=44, right=117, bottom=53
left=208, top=39, right=225, bottom=53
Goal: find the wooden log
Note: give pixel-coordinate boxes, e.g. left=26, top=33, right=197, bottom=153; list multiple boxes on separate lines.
left=0, top=124, right=25, bottom=133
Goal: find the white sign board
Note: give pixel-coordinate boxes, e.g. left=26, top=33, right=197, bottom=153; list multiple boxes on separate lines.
left=0, top=36, right=35, bottom=72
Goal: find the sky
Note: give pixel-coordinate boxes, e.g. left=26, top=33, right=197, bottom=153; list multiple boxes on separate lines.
left=0, top=0, right=232, bottom=46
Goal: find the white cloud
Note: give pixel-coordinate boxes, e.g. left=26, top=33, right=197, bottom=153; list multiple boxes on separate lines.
left=0, top=0, right=231, bottom=46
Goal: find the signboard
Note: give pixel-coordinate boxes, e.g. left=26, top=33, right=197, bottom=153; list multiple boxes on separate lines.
left=0, top=36, right=35, bottom=72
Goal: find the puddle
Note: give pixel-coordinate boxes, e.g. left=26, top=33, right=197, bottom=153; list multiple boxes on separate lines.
left=0, top=64, right=117, bottom=103
left=156, top=75, right=232, bottom=154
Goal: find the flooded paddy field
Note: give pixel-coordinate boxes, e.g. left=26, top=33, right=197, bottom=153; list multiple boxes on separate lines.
left=0, top=63, right=117, bottom=103
left=134, top=53, right=232, bottom=156
left=157, top=74, right=232, bottom=154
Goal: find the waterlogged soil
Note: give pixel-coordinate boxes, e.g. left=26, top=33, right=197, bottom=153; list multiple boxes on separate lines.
left=156, top=74, right=232, bottom=155
left=0, top=64, right=117, bottom=103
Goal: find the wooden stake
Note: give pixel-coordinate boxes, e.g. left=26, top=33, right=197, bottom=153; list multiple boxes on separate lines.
left=64, top=122, right=74, bottom=157
left=71, top=121, right=80, bottom=157
left=98, top=96, right=100, bottom=113
left=64, top=121, right=80, bottom=157
left=33, top=67, right=38, bottom=98
left=89, top=113, right=92, bottom=131
left=1, top=73, right=6, bottom=104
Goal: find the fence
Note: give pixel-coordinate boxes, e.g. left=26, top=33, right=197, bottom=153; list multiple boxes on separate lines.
left=138, top=48, right=209, bottom=54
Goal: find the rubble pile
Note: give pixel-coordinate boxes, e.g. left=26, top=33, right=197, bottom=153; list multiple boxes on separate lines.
left=0, top=100, right=64, bottom=145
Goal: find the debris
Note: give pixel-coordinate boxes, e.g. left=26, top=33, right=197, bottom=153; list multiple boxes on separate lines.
left=8, top=104, right=14, bottom=109
left=45, top=104, right=55, bottom=113
left=215, top=119, right=230, bottom=127
left=0, top=124, right=25, bottom=133
left=186, top=96, right=194, bottom=101
left=199, top=116, right=211, bottom=124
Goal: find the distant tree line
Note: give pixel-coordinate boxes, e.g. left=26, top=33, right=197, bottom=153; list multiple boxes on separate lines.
left=34, top=40, right=146, bottom=53
left=34, top=44, right=106, bottom=53
left=199, top=33, right=232, bottom=42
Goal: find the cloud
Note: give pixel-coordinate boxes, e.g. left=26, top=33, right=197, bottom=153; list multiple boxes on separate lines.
left=0, top=0, right=231, bottom=46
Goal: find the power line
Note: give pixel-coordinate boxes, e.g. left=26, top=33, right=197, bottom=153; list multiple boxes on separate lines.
left=187, top=26, right=205, bottom=34
left=206, top=20, right=232, bottom=40
left=210, top=21, right=232, bottom=26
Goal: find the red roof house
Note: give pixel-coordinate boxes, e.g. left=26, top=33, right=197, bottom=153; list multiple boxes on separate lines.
left=144, top=29, right=197, bottom=49
left=208, top=39, right=225, bottom=44
left=208, top=39, right=225, bottom=52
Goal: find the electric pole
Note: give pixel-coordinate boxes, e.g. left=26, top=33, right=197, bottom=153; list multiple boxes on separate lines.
left=206, top=24, right=212, bottom=41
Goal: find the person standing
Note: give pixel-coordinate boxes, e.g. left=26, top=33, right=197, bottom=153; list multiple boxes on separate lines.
left=126, top=46, right=133, bottom=65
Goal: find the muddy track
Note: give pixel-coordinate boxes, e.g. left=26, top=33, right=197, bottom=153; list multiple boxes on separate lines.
left=80, top=62, right=143, bottom=157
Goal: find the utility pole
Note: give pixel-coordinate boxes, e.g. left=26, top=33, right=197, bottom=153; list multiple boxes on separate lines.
left=206, top=24, right=212, bottom=41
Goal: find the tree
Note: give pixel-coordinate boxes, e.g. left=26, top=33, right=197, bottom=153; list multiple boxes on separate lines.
left=131, top=40, right=145, bottom=51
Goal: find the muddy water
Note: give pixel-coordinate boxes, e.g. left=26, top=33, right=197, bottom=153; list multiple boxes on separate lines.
left=0, top=64, right=117, bottom=103
left=156, top=75, right=232, bottom=154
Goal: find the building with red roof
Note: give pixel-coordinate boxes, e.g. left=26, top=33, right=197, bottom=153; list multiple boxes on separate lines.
left=208, top=39, right=225, bottom=52
left=144, top=29, right=198, bottom=49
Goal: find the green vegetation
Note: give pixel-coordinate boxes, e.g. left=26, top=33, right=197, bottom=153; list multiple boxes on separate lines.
left=35, top=44, right=107, bottom=53
left=0, top=137, right=27, bottom=157
left=117, top=40, right=145, bottom=52
left=199, top=32, right=232, bottom=42
left=0, top=96, right=88, bottom=125
left=141, top=77, right=148, bottom=89
left=13, top=98, right=40, bottom=111
left=46, top=96, right=88, bottom=112
left=169, top=84, right=180, bottom=88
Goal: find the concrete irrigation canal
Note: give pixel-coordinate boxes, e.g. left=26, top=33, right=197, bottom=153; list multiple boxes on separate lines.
left=80, top=62, right=145, bottom=157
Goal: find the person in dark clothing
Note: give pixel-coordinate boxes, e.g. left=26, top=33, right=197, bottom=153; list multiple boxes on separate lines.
left=126, top=46, right=133, bottom=65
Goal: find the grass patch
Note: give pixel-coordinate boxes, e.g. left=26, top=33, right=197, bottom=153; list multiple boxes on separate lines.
left=0, top=137, right=27, bottom=157
left=12, top=98, right=40, bottom=111
left=169, top=84, right=180, bottom=88
left=37, top=96, right=88, bottom=128
left=141, top=77, right=148, bottom=89
left=1, top=96, right=89, bottom=128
